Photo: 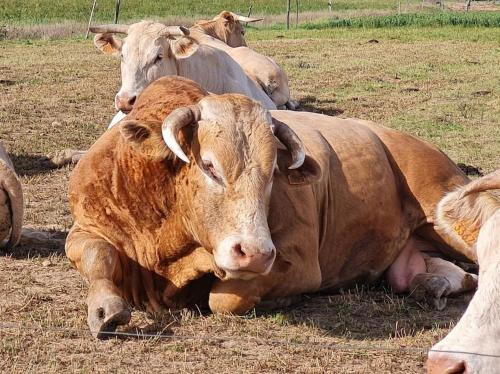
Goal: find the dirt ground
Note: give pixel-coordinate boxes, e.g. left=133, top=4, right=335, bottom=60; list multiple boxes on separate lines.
left=0, top=28, right=499, bottom=373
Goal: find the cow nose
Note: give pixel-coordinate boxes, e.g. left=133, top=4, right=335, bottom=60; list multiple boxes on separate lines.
left=427, top=353, right=466, bottom=374
left=115, top=95, right=136, bottom=112
left=229, top=242, right=275, bottom=274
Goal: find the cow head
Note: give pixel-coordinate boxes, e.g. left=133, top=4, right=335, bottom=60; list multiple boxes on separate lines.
left=195, top=11, right=263, bottom=48
left=428, top=169, right=500, bottom=374
left=121, top=92, right=318, bottom=280
left=90, top=22, right=198, bottom=113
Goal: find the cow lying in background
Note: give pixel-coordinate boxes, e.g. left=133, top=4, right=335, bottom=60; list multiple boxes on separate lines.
left=50, top=20, right=278, bottom=167
left=192, top=11, right=262, bottom=48
left=191, top=11, right=298, bottom=109
left=66, top=76, right=483, bottom=338
left=427, top=170, right=500, bottom=374
left=0, top=142, right=23, bottom=250
left=91, top=21, right=276, bottom=113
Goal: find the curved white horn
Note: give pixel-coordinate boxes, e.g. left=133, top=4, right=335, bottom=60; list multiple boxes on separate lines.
left=230, top=13, right=263, bottom=23
left=89, top=24, right=130, bottom=34
left=272, top=119, right=305, bottom=170
left=161, top=105, right=201, bottom=163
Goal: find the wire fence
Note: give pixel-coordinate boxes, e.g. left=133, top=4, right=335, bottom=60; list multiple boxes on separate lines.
left=1, top=321, right=500, bottom=359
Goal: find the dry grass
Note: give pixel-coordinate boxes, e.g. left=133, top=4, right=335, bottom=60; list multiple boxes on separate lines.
left=0, top=26, right=499, bottom=372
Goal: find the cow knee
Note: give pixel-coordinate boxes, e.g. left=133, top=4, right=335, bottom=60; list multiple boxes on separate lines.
left=66, top=227, right=122, bottom=282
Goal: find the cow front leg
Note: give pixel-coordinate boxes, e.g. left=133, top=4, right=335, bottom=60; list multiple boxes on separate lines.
left=66, top=225, right=130, bottom=339
left=209, top=251, right=321, bottom=315
left=49, top=149, right=87, bottom=167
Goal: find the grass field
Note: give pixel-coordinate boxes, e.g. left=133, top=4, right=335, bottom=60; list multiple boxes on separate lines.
left=1, top=16, right=499, bottom=374
left=1, top=0, right=412, bottom=24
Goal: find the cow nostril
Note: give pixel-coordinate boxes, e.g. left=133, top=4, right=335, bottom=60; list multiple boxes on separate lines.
left=427, top=354, right=466, bottom=374
left=231, top=243, right=245, bottom=258
left=128, top=96, right=136, bottom=106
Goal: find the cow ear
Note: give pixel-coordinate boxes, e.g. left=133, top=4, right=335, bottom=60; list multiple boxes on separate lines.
left=219, top=11, right=235, bottom=24
left=170, top=36, right=199, bottom=59
left=94, top=33, right=123, bottom=56
left=276, top=150, right=322, bottom=185
left=120, top=120, right=170, bottom=160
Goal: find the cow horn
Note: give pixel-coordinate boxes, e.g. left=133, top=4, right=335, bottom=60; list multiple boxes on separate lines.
left=89, top=24, right=130, bottom=34
left=161, top=25, right=190, bottom=36
left=460, top=169, right=500, bottom=198
left=230, top=13, right=263, bottom=23
left=272, top=119, right=305, bottom=170
left=161, top=105, right=201, bottom=163
left=0, top=162, right=23, bottom=250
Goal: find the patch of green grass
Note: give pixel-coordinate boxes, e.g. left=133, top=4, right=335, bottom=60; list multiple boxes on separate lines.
left=268, top=312, right=288, bottom=326
left=300, top=11, right=500, bottom=29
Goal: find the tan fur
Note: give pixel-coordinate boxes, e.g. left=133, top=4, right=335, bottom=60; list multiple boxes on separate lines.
left=68, top=78, right=478, bottom=330
left=0, top=143, right=23, bottom=250
left=434, top=169, right=500, bottom=262
left=193, top=11, right=248, bottom=48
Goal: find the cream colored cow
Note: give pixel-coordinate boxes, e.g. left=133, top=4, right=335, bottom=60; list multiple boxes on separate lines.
left=427, top=170, right=500, bottom=374
left=191, top=11, right=299, bottom=109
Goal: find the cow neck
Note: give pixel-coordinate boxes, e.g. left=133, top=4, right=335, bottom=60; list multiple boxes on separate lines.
left=189, top=28, right=231, bottom=52
left=113, top=145, right=197, bottom=263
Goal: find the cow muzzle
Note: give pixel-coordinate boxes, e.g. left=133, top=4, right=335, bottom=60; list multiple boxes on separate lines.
left=115, top=93, right=136, bottom=113
left=214, top=236, right=276, bottom=279
left=427, top=352, right=467, bottom=374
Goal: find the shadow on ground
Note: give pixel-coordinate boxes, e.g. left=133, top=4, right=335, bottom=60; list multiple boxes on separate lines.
left=2, top=228, right=67, bottom=258
left=298, top=96, right=345, bottom=116
left=254, top=283, right=470, bottom=340
left=9, top=153, right=58, bottom=176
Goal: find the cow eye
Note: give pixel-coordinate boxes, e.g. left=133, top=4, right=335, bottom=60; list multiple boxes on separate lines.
left=202, top=160, right=222, bottom=184
left=154, top=54, right=163, bottom=64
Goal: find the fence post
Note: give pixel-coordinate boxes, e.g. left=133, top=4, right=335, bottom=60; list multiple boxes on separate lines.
left=328, top=0, right=332, bottom=12
left=296, top=0, right=299, bottom=26
left=114, top=0, right=121, bottom=24
left=286, top=0, right=291, bottom=30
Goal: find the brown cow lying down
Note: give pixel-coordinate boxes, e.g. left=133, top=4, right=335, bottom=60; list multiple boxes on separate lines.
left=427, top=170, right=500, bottom=374
left=191, top=11, right=299, bottom=109
left=67, top=76, right=485, bottom=339
left=0, top=142, right=23, bottom=250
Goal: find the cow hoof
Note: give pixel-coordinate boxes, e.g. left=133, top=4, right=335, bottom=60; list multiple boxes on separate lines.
left=49, top=149, right=84, bottom=167
left=88, top=295, right=131, bottom=339
left=409, top=273, right=451, bottom=311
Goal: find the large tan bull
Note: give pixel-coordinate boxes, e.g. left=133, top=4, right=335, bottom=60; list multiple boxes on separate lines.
left=191, top=11, right=298, bottom=109
left=0, top=142, right=23, bottom=250
left=67, top=77, right=482, bottom=339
